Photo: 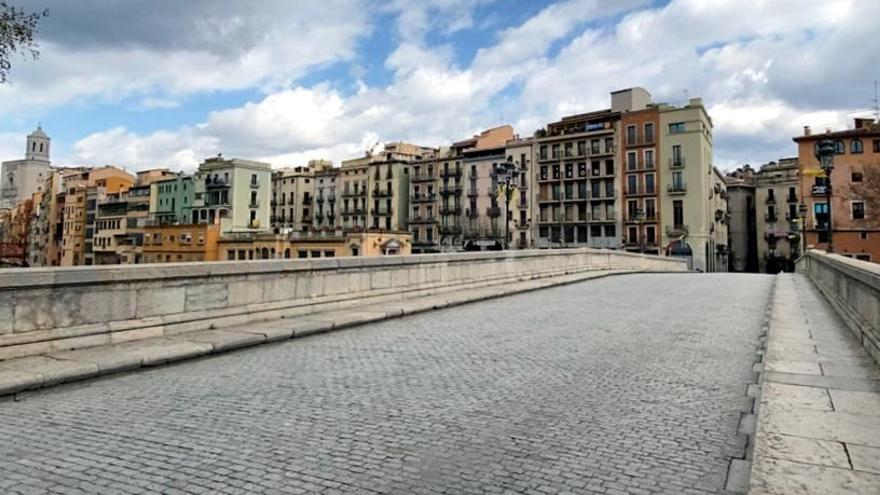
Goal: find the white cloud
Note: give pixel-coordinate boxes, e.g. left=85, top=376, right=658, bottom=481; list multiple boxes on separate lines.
left=45, top=0, right=880, bottom=175
left=0, top=0, right=371, bottom=113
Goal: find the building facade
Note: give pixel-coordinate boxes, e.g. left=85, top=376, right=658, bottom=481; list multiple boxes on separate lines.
left=794, top=119, right=880, bottom=262
left=191, top=156, right=272, bottom=233
left=271, top=166, right=314, bottom=233
left=754, top=158, right=800, bottom=272
left=657, top=97, right=722, bottom=271
left=724, top=166, right=758, bottom=272
left=0, top=126, right=53, bottom=210
left=142, top=223, right=220, bottom=263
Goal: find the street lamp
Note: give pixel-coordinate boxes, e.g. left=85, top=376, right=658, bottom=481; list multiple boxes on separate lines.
left=798, top=202, right=808, bottom=258
left=815, top=139, right=836, bottom=253
left=498, top=158, right=520, bottom=250
left=633, top=207, right=646, bottom=254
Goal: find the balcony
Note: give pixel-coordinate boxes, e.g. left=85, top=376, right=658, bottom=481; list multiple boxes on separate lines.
left=411, top=193, right=436, bottom=203
left=342, top=189, right=363, bottom=198
left=787, top=194, right=798, bottom=203
left=249, top=200, right=260, bottom=208
left=250, top=181, right=259, bottom=189
left=439, top=206, right=462, bottom=216
left=765, top=213, right=778, bottom=223
left=667, top=183, right=687, bottom=195
left=765, top=196, right=776, bottom=205
left=249, top=219, right=260, bottom=229
left=486, top=206, right=502, bottom=218
left=375, top=206, right=393, bottom=216
left=439, top=225, right=463, bottom=235
left=302, top=196, right=312, bottom=205
left=440, top=168, right=462, bottom=179
left=411, top=172, right=435, bottom=182
left=205, top=177, right=229, bottom=189
left=410, top=216, right=435, bottom=225
left=669, top=157, right=686, bottom=169
left=467, top=188, right=479, bottom=197
left=372, top=189, right=392, bottom=198
left=665, top=224, right=689, bottom=237
left=440, top=185, right=463, bottom=196
left=316, top=195, right=325, bottom=203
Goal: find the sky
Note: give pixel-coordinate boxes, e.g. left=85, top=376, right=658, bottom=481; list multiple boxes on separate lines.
left=1, top=0, right=878, bottom=173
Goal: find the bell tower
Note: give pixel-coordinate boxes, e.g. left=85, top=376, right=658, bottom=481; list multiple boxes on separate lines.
left=25, top=125, right=50, bottom=162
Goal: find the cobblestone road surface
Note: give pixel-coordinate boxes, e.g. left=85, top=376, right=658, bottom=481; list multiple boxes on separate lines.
left=0, top=273, right=773, bottom=494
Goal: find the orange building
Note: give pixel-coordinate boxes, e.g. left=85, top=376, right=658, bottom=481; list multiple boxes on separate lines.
left=794, top=118, right=880, bottom=262
left=142, top=223, right=220, bottom=263
left=620, top=106, right=661, bottom=254
left=61, top=166, right=135, bottom=266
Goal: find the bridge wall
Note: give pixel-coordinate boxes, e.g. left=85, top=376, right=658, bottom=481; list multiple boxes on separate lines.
left=797, top=250, right=880, bottom=364
left=0, top=249, right=686, bottom=360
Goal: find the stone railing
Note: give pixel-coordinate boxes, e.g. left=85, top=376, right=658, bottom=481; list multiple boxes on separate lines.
left=796, top=250, right=880, bottom=364
left=0, top=249, right=687, bottom=360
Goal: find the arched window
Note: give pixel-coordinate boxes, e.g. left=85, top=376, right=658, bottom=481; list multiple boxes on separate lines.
left=284, top=248, right=291, bottom=259
left=852, top=138, right=864, bottom=154
left=39, top=143, right=43, bottom=152
left=31, top=142, right=36, bottom=151
left=834, top=139, right=845, bottom=154
left=260, top=247, right=269, bottom=259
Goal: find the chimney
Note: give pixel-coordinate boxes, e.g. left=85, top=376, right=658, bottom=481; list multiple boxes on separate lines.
left=825, top=127, right=832, bottom=134
left=804, top=126, right=812, bottom=136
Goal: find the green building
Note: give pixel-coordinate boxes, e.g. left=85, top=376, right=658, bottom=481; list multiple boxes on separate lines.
left=150, top=175, right=194, bottom=225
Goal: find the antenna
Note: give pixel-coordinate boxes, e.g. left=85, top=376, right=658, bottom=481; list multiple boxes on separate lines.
left=683, top=89, right=689, bottom=105
left=873, top=80, right=879, bottom=123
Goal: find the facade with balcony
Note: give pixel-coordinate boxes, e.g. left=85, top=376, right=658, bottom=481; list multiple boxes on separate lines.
left=794, top=118, right=880, bottom=263
left=532, top=89, right=634, bottom=250
left=754, top=157, right=799, bottom=272
left=621, top=105, right=660, bottom=254
left=271, top=164, right=315, bottom=234
left=191, top=156, right=272, bottom=234
left=658, top=96, right=724, bottom=272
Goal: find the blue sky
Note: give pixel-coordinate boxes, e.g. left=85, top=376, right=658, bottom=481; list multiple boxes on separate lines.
left=1, top=0, right=877, bottom=172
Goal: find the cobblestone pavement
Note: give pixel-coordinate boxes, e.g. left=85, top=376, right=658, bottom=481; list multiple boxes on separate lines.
left=0, top=273, right=772, bottom=494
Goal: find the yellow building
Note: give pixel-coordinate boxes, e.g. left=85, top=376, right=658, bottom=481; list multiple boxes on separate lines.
left=142, top=223, right=220, bottom=263
left=217, top=231, right=412, bottom=260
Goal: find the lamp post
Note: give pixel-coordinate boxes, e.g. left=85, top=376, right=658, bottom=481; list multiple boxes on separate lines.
left=498, top=158, right=520, bottom=250
left=815, top=140, right=836, bottom=253
left=633, top=207, right=646, bottom=254
left=798, top=202, right=808, bottom=258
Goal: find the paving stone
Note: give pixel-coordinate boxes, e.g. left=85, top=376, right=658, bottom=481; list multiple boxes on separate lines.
left=750, top=457, right=880, bottom=495
left=829, top=389, right=880, bottom=417
left=0, top=274, right=772, bottom=494
left=847, top=444, right=880, bottom=475
left=754, top=433, right=849, bottom=469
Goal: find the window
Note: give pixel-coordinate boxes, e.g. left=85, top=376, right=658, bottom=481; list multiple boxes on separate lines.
left=627, top=152, right=637, bottom=170
left=669, top=122, right=685, bottom=134
left=324, top=251, right=335, bottom=258
left=672, top=145, right=683, bottom=166
left=298, top=250, right=308, bottom=258
left=874, top=140, right=880, bottom=152
left=672, top=171, right=684, bottom=190
left=311, top=250, right=321, bottom=258
left=852, top=139, right=864, bottom=154
left=628, top=226, right=638, bottom=243
left=540, top=166, right=548, bottom=180
left=852, top=171, right=863, bottom=182
left=645, top=198, right=656, bottom=219
left=627, top=199, right=638, bottom=219
left=644, top=123, right=655, bottom=143
left=646, top=226, right=656, bottom=244
left=834, top=140, right=845, bottom=154
left=591, top=139, right=600, bottom=154
left=673, top=200, right=684, bottom=227
left=627, top=175, right=638, bottom=195
left=860, top=232, right=869, bottom=240
left=604, top=137, right=614, bottom=153
left=644, top=149, right=655, bottom=169
left=626, top=125, right=636, bottom=145
left=645, top=174, right=655, bottom=194
left=852, top=201, right=865, bottom=220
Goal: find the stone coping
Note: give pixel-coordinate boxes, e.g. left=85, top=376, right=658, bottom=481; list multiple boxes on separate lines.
left=0, top=248, right=680, bottom=290
left=0, top=269, right=637, bottom=398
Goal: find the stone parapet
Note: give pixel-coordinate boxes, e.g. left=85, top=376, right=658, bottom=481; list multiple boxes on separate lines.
left=0, top=249, right=686, bottom=360
left=797, top=250, right=880, bottom=365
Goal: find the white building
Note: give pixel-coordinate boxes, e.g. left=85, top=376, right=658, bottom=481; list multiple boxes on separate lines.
left=0, top=126, right=53, bottom=210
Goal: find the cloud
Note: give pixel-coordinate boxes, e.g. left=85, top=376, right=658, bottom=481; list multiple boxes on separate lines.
left=29, top=0, right=880, bottom=175
left=0, top=0, right=371, bottom=113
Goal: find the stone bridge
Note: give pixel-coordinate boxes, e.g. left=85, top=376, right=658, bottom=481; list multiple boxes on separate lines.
left=0, top=249, right=878, bottom=494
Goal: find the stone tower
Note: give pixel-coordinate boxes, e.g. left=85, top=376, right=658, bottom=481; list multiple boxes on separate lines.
left=25, top=125, right=50, bottom=162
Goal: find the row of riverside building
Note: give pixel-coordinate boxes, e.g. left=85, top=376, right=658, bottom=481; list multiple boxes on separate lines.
left=0, top=87, right=732, bottom=271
